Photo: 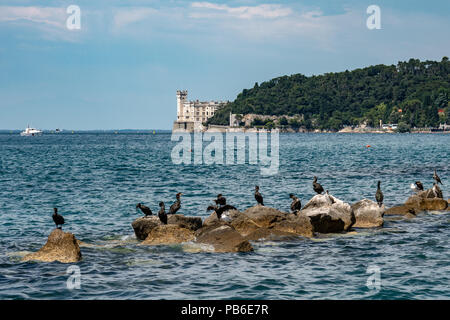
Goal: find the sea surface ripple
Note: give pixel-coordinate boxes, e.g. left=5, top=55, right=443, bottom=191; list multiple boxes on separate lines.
left=0, top=133, right=448, bottom=299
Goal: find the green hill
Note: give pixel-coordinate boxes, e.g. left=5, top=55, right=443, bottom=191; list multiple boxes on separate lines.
left=207, top=57, right=450, bottom=130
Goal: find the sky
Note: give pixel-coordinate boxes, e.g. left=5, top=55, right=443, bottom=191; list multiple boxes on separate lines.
left=0, top=0, right=449, bottom=130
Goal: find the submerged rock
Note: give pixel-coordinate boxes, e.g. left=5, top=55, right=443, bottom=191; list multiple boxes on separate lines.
left=22, top=229, right=82, bottom=263
left=300, top=194, right=355, bottom=233
left=141, top=225, right=195, bottom=245
left=351, top=199, right=384, bottom=228
left=195, top=222, right=253, bottom=253
left=132, top=215, right=202, bottom=240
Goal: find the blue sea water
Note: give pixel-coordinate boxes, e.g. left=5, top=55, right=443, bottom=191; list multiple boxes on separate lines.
left=0, top=132, right=448, bottom=300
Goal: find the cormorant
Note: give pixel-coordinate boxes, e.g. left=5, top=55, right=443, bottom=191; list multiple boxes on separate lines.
left=433, top=170, right=443, bottom=185
left=136, top=203, right=153, bottom=217
left=410, top=181, right=424, bottom=193
left=158, top=202, right=168, bottom=225
left=216, top=194, right=227, bottom=206
left=312, top=176, right=324, bottom=194
left=432, top=183, right=443, bottom=199
left=169, top=192, right=182, bottom=214
left=207, top=204, right=237, bottom=220
left=52, top=208, right=65, bottom=229
left=289, top=194, right=301, bottom=214
left=375, top=181, right=384, bottom=207
left=254, top=186, right=264, bottom=206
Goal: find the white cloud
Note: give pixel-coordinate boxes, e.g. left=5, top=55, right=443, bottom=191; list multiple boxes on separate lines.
left=0, top=6, right=65, bottom=28
left=190, top=2, right=293, bottom=19
left=113, top=7, right=158, bottom=28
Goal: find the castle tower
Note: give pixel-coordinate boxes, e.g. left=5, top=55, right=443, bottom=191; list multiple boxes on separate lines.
left=176, top=90, right=188, bottom=122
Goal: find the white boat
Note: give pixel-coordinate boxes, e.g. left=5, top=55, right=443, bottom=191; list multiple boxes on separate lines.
left=20, top=125, right=43, bottom=136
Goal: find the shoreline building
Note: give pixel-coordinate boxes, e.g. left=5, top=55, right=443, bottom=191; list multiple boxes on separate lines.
left=172, top=90, right=229, bottom=132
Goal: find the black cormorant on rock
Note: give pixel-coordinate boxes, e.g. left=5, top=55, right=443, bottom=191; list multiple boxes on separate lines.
left=312, top=176, right=324, bottom=194
left=415, top=181, right=424, bottom=191
left=169, top=192, right=182, bottom=214
left=216, top=194, right=227, bottom=206
left=375, top=181, right=384, bottom=207
left=158, top=202, right=168, bottom=225
left=207, top=204, right=237, bottom=220
left=136, top=203, right=153, bottom=217
left=289, top=194, right=301, bottom=214
left=433, top=170, right=443, bottom=185
left=254, top=186, right=264, bottom=206
left=52, top=208, right=65, bottom=229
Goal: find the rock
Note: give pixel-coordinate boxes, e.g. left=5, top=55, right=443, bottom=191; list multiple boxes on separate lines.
left=132, top=216, right=160, bottom=240
left=232, top=206, right=313, bottom=239
left=167, top=214, right=202, bottom=231
left=300, top=194, right=355, bottom=233
left=405, top=195, right=448, bottom=211
left=22, top=229, right=82, bottom=263
left=132, top=214, right=202, bottom=240
left=351, top=199, right=384, bottom=228
left=385, top=205, right=412, bottom=215
left=141, top=225, right=195, bottom=245
left=195, top=222, right=253, bottom=253
left=204, top=209, right=240, bottom=226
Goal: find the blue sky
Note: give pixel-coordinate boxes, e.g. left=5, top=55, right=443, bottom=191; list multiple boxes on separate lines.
left=1, top=0, right=449, bottom=130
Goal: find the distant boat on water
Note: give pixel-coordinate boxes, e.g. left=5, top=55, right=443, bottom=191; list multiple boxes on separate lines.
left=20, top=125, right=43, bottom=136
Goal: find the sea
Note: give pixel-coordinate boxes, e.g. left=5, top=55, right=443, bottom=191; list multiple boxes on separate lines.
left=0, top=132, right=448, bottom=299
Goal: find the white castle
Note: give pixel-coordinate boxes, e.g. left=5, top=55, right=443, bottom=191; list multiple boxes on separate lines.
left=173, top=90, right=228, bottom=132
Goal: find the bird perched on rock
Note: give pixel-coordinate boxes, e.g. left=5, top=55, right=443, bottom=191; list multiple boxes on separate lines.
left=312, top=176, right=324, bottom=194
left=169, top=192, right=182, bottom=214
left=433, top=170, right=443, bottom=185
left=136, top=203, right=153, bottom=217
left=215, top=194, right=227, bottom=206
left=206, top=204, right=237, bottom=220
left=432, top=183, right=443, bottom=199
left=158, top=202, right=167, bottom=225
left=375, top=181, right=384, bottom=207
left=325, top=190, right=335, bottom=204
left=254, top=186, right=264, bottom=206
left=52, top=208, right=65, bottom=229
left=410, top=181, right=424, bottom=193
left=289, top=194, right=301, bottom=214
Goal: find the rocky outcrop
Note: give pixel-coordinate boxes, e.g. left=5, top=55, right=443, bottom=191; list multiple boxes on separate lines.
left=386, top=192, right=448, bottom=216
left=404, top=194, right=448, bottom=211
left=132, top=215, right=202, bottom=240
left=300, top=194, right=355, bottom=233
left=141, top=225, right=195, bottom=245
left=195, top=222, right=253, bottom=253
left=237, top=206, right=314, bottom=238
left=351, top=199, right=384, bottom=228
left=22, top=229, right=82, bottom=263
